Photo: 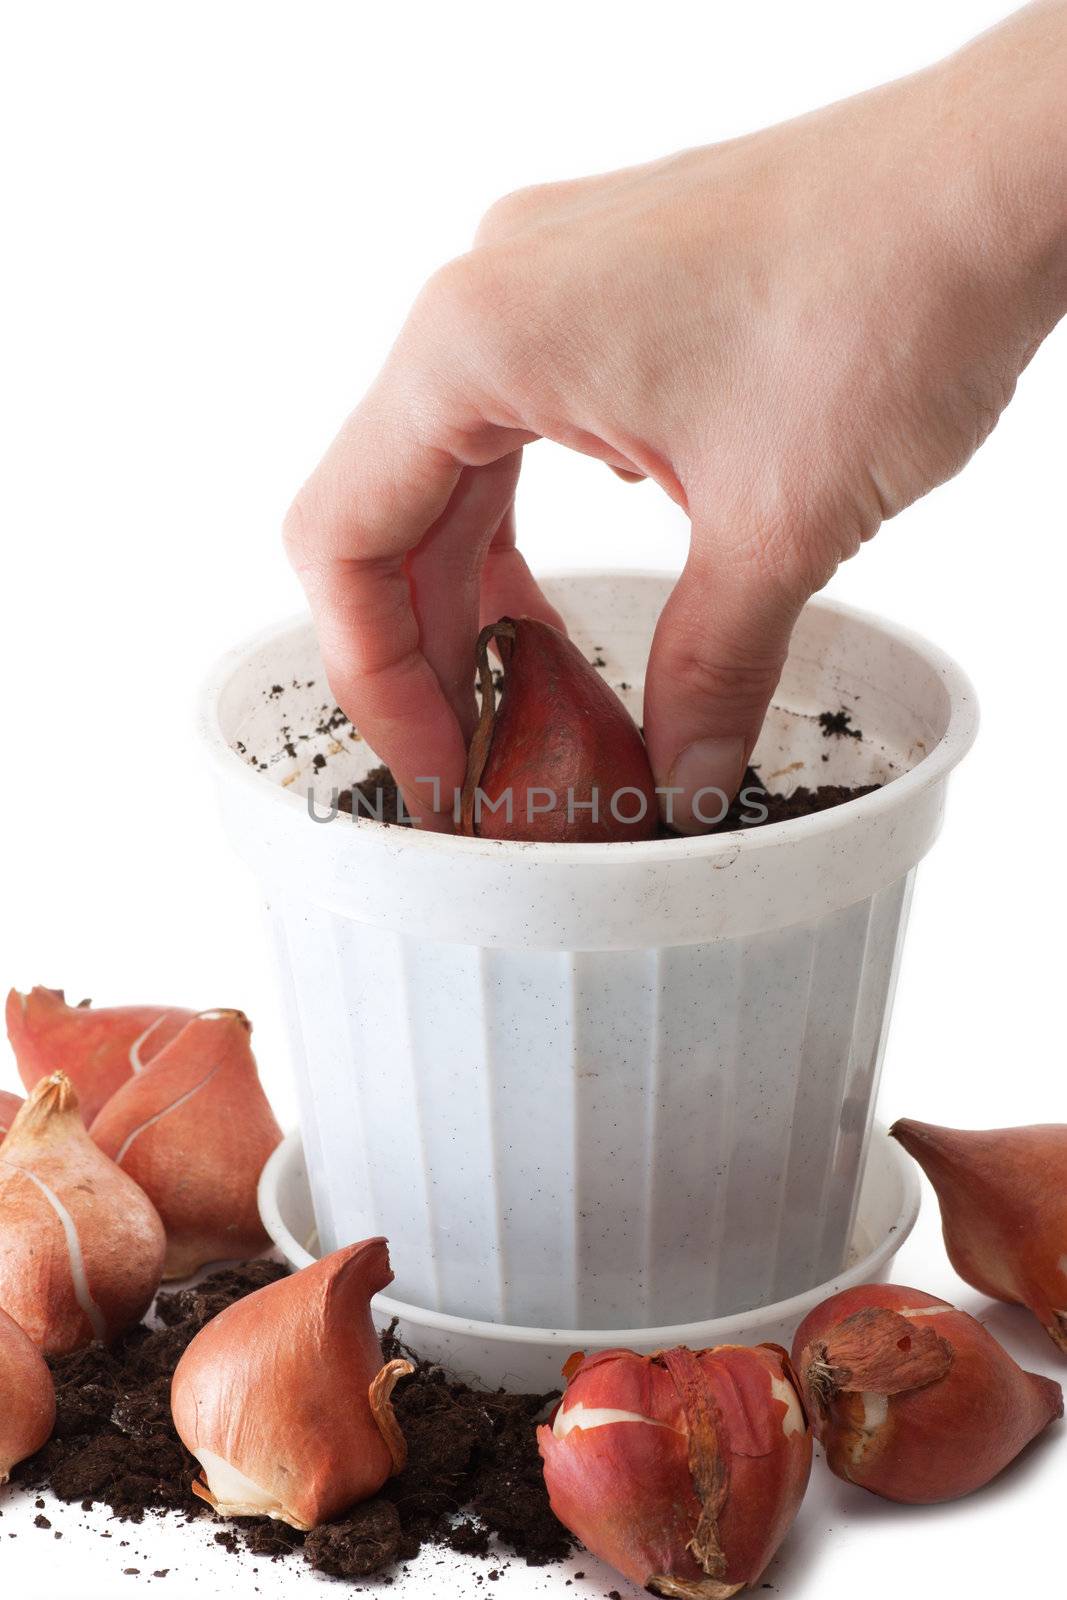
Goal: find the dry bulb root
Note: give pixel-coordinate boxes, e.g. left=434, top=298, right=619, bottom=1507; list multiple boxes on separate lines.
left=6, top=987, right=193, bottom=1125
left=538, top=1343, right=811, bottom=1596
left=892, top=1118, right=1067, bottom=1354
left=171, top=1239, right=410, bottom=1529
left=791, top=1283, right=1063, bottom=1502
left=90, top=1009, right=282, bottom=1279
left=0, top=1073, right=166, bottom=1355
left=461, top=617, right=658, bottom=843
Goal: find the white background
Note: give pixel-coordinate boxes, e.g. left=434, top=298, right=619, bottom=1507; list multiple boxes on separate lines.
left=1, top=2, right=1064, bottom=1596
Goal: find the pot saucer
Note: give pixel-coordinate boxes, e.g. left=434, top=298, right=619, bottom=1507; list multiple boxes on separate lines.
left=258, top=1128, right=919, bottom=1390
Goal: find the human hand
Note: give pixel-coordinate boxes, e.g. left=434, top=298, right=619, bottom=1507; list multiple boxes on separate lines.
left=285, top=2, right=1067, bottom=832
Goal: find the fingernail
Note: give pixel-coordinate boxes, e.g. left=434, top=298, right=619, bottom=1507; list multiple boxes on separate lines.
left=666, top=737, right=747, bottom=834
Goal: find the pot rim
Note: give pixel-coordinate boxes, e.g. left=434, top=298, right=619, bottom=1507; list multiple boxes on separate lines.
left=197, top=572, right=979, bottom=864
left=258, top=1126, right=921, bottom=1350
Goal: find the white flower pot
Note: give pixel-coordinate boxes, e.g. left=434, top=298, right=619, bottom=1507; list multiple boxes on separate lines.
left=199, top=571, right=977, bottom=1330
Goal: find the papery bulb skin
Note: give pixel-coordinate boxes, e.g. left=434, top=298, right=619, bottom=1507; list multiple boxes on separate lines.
left=0, top=1303, right=56, bottom=1480
left=0, top=1074, right=166, bottom=1355
left=891, top=1118, right=1067, bottom=1353
left=171, top=1238, right=411, bottom=1530
left=6, top=987, right=194, bottom=1125
left=538, top=1343, right=811, bottom=1597
left=461, top=618, right=658, bottom=844
left=91, top=1009, right=282, bottom=1280
left=792, top=1283, right=1063, bottom=1504
left=0, top=1091, right=23, bottom=1140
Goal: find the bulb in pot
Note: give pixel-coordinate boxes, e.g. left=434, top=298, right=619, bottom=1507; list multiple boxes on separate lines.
left=461, top=618, right=658, bottom=843
left=891, top=1118, right=1067, bottom=1353
left=90, top=1009, right=282, bottom=1279
left=6, top=987, right=194, bottom=1125
left=0, top=1090, right=23, bottom=1139
left=538, top=1343, right=812, bottom=1598
left=171, top=1238, right=412, bottom=1529
left=0, top=1073, right=166, bottom=1355
left=0, top=1303, right=56, bottom=1481
left=791, top=1283, right=1062, bottom=1503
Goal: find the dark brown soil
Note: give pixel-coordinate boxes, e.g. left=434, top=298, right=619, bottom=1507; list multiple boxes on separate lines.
left=341, top=759, right=880, bottom=835
left=710, top=766, right=879, bottom=833
left=14, top=1262, right=573, bottom=1582
left=303, top=1500, right=403, bottom=1578
left=339, top=762, right=408, bottom=824
left=15, top=1261, right=285, bottom=1524
left=379, top=1324, right=571, bottom=1567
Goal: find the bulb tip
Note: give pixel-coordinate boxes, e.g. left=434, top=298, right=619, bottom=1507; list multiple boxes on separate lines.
left=23, top=1070, right=80, bottom=1121
left=196, top=1008, right=252, bottom=1032
left=889, top=1117, right=934, bottom=1148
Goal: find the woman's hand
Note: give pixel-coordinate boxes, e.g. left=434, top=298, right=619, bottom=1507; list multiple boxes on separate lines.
left=284, top=2, right=1067, bottom=831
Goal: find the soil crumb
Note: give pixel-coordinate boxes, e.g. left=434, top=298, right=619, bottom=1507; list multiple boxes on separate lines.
left=303, top=1500, right=402, bottom=1578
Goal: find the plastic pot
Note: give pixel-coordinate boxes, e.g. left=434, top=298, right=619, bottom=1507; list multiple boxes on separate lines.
left=199, top=571, right=976, bottom=1329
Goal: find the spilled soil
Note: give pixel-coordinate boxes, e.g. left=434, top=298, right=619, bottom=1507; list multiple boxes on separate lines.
left=14, top=1262, right=573, bottom=1582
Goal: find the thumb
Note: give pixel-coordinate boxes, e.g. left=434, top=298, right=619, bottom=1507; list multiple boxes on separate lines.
left=643, top=551, right=804, bottom=834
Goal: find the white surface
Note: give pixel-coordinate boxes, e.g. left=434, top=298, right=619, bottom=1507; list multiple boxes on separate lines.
left=1, top=1, right=1064, bottom=1596
left=257, top=1126, right=920, bottom=1389
left=205, top=584, right=971, bottom=1327
left=0, top=1206, right=1061, bottom=1600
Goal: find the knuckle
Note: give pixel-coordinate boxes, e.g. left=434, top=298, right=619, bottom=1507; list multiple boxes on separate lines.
left=757, top=518, right=837, bottom=601
left=419, top=251, right=496, bottom=327
left=712, top=480, right=857, bottom=607
left=475, top=183, right=550, bottom=245
left=669, top=647, right=784, bottom=716
left=414, top=247, right=535, bottom=385
left=778, top=496, right=878, bottom=593
left=282, top=487, right=314, bottom=565
left=282, top=479, right=348, bottom=575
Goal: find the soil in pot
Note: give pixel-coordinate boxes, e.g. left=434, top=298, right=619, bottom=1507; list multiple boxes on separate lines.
left=342, top=747, right=880, bottom=833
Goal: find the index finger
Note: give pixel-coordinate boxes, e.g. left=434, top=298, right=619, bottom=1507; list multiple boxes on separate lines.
left=284, top=374, right=469, bottom=828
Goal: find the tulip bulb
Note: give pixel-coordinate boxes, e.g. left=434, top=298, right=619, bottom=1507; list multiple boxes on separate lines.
left=171, top=1238, right=411, bottom=1530
left=0, top=1303, right=56, bottom=1481
left=0, top=1073, right=166, bottom=1355
left=892, top=1117, right=1067, bottom=1353
left=6, top=987, right=194, bottom=1125
left=90, top=1009, right=282, bottom=1280
left=792, top=1283, right=1062, bottom=1503
left=0, top=1090, right=23, bottom=1140
left=538, top=1343, right=812, bottom=1598
left=461, top=618, right=658, bottom=843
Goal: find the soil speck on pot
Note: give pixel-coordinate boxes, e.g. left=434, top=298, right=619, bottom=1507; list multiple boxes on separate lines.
left=818, top=708, right=862, bottom=740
